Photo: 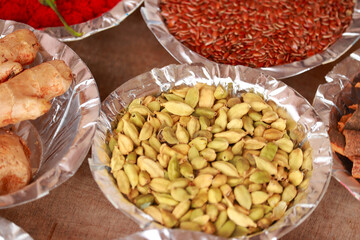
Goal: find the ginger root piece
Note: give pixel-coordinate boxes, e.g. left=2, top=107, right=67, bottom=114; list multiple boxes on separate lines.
left=0, top=131, right=31, bottom=195
left=0, top=61, right=23, bottom=83
left=0, top=29, right=40, bottom=65
left=0, top=60, right=73, bottom=128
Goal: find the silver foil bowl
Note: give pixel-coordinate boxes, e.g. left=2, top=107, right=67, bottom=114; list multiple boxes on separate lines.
left=38, top=0, right=143, bottom=42
left=0, top=21, right=100, bottom=208
left=90, top=63, right=332, bottom=239
left=0, top=217, right=33, bottom=240
left=141, top=0, right=360, bottom=79
left=313, top=47, right=360, bottom=200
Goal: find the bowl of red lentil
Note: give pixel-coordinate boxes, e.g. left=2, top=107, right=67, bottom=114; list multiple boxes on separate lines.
left=0, top=0, right=143, bottom=42
left=141, top=0, right=360, bottom=79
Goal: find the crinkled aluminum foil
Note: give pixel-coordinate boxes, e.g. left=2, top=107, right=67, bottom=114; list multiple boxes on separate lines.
left=0, top=217, right=33, bottom=240
left=0, top=21, right=100, bottom=208
left=40, top=0, right=143, bottom=42
left=313, top=47, right=360, bottom=200
left=140, top=0, right=360, bottom=79
left=90, top=63, right=332, bottom=239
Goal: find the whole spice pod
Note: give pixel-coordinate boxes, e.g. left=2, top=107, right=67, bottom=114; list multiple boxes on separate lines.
left=91, top=64, right=332, bottom=239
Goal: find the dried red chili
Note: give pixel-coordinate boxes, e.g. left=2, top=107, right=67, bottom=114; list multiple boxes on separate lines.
left=160, top=0, right=354, bottom=68
left=0, top=0, right=121, bottom=29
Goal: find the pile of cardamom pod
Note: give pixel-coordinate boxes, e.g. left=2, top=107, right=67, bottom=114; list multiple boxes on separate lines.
left=107, top=83, right=313, bottom=237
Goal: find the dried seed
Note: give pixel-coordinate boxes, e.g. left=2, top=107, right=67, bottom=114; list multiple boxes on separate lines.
left=142, top=142, right=157, bottom=160
left=153, top=193, right=179, bottom=206
left=155, top=111, right=173, bottom=127
left=200, top=148, right=217, bottom=162
left=249, top=171, right=271, bottom=184
left=266, top=180, right=284, bottom=193
left=150, top=178, right=171, bottom=193
left=212, top=161, right=239, bottom=178
left=138, top=171, right=151, bottom=186
left=288, top=170, right=304, bottom=186
left=139, top=122, right=153, bottom=141
left=124, top=163, right=139, bottom=189
left=214, top=130, right=246, bottom=144
left=164, top=93, right=184, bottom=102
left=272, top=201, right=287, bottom=220
left=227, top=208, right=256, bottom=228
left=193, top=174, right=214, bottom=188
left=208, top=188, right=222, bottom=203
left=191, top=156, right=208, bottom=170
left=159, top=126, right=179, bottom=145
left=244, top=139, right=266, bottom=150
left=214, top=85, right=228, bottom=100
left=260, top=142, right=278, bottom=161
left=275, top=138, right=294, bottom=153
left=168, top=156, right=181, bottom=181
left=113, top=170, right=131, bottom=196
left=191, top=188, right=209, bottom=208
left=249, top=207, right=264, bottom=221
left=254, top=156, right=277, bottom=175
left=227, top=119, right=243, bottom=130
left=282, top=184, right=297, bottom=202
left=171, top=188, right=191, bottom=201
left=117, top=133, right=134, bottom=155
left=144, top=206, right=163, bottom=224
left=206, top=204, right=219, bottom=222
left=251, top=191, right=269, bottom=205
left=147, top=101, right=161, bottom=112
left=187, top=116, right=200, bottom=138
left=217, top=220, right=236, bottom=238
left=176, top=123, right=190, bottom=144
left=123, top=119, right=140, bottom=146
left=129, top=104, right=152, bottom=116
left=194, top=107, right=217, bottom=119
left=189, top=137, right=208, bottom=151
left=163, top=101, right=194, bottom=116
left=137, top=156, right=165, bottom=178
left=130, top=112, right=145, bottom=128
left=110, top=146, right=125, bottom=172
left=180, top=162, right=194, bottom=180
left=185, top=87, right=200, bottom=108
left=214, top=210, right=228, bottom=230
left=134, top=194, right=155, bottom=209
left=263, top=128, right=284, bottom=141
left=231, top=156, right=250, bottom=176
left=173, top=200, right=191, bottom=219
left=160, top=209, right=178, bottom=228
left=289, top=148, right=303, bottom=170
left=234, top=185, right=252, bottom=210
left=227, top=103, right=250, bottom=121
left=214, top=108, right=228, bottom=130
left=199, top=86, right=215, bottom=108
left=207, top=138, right=229, bottom=152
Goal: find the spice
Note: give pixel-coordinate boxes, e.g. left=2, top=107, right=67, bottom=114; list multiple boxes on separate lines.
left=108, top=84, right=313, bottom=237
left=160, top=0, right=354, bottom=68
left=0, top=0, right=121, bottom=29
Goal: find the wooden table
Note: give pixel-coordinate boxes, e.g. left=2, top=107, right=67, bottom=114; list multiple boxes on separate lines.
left=1, top=8, right=360, bottom=240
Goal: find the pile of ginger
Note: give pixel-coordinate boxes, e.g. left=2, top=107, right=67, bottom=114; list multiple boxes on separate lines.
left=0, top=29, right=73, bottom=195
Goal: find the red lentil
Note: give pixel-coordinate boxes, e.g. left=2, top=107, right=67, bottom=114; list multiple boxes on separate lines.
left=160, top=0, right=354, bottom=68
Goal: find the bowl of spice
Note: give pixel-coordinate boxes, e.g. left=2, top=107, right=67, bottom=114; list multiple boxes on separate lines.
left=313, top=47, right=360, bottom=200
left=90, top=63, right=332, bottom=238
left=141, top=0, right=360, bottom=79
left=0, top=0, right=143, bottom=41
left=0, top=20, right=100, bottom=207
